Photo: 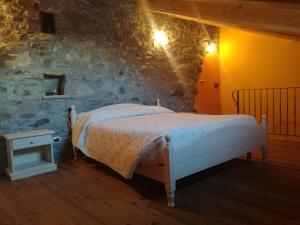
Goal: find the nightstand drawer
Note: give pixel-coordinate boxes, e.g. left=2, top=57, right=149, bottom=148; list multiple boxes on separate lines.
left=12, top=135, right=52, bottom=150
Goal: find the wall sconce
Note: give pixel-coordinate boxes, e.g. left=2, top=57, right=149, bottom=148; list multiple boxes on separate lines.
left=153, top=29, right=169, bottom=47
left=203, top=40, right=217, bottom=55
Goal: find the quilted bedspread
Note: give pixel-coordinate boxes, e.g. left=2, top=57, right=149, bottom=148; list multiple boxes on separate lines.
left=72, top=104, right=256, bottom=178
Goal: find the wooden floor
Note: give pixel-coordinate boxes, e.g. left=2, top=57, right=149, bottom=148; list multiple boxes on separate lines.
left=0, top=159, right=299, bottom=225
left=250, top=135, right=300, bottom=169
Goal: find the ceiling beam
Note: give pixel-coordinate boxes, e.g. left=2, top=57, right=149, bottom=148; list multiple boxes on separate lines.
left=139, top=0, right=300, bottom=37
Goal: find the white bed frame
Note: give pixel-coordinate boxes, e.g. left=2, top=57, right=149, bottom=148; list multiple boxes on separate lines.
left=68, top=104, right=268, bottom=207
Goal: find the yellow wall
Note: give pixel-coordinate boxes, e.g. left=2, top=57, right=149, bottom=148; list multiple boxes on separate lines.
left=195, top=53, right=220, bottom=114
left=219, top=28, right=300, bottom=114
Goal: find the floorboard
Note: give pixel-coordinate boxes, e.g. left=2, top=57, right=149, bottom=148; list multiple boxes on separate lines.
left=0, top=159, right=299, bottom=225
left=250, top=135, right=300, bottom=169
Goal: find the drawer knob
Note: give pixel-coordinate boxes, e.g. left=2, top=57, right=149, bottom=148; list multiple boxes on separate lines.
left=30, top=141, right=34, bottom=144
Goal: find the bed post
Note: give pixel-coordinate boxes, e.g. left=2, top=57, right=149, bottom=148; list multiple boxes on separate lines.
left=69, top=105, right=78, bottom=129
left=69, top=105, right=78, bottom=160
left=261, top=115, right=268, bottom=163
left=156, top=98, right=161, bottom=106
left=163, top=135, right=176, bottom=207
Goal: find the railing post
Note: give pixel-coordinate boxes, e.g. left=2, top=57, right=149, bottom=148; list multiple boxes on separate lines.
left=232, top=90, right=240, bottom=114
left=237, top=90, right=240, bottom=114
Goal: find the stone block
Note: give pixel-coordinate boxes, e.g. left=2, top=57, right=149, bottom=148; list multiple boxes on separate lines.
left=74, top=83, right=95, bottom=96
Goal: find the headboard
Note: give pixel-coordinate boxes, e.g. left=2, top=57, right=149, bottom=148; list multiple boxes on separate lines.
left=68, top=99, right=161, bottom=129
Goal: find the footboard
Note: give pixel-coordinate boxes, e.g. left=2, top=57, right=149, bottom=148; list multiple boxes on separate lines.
left=173, top=124, right=264, bottom=179
left=161, top=115, right=268, bottom=207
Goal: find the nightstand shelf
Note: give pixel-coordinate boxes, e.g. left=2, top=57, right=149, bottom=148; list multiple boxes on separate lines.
left=14, top=159, right=52, bottom=171
left=4, top=129, right=57, bottom=181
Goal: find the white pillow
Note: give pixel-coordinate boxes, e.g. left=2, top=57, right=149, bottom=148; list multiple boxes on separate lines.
left=89, top=103, right=173, bottom=117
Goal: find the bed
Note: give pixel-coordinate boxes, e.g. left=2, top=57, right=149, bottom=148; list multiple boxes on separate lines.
left=69, top=103, right=268, bottom=207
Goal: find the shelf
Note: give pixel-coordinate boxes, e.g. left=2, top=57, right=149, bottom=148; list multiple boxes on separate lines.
left=7, top=160, right=57, bottom=181
left=15, top=160, right=52, bottom=171
left=42, top=73, right=66, bottom=99
left=42, top=95, right=69, bottom=100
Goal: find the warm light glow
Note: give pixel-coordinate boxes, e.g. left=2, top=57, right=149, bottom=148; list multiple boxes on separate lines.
left=153, top=30, right=168, bottom=47
left=206, top=43, right=217, bottom=54
left=203, top=41, right=217, bottom=55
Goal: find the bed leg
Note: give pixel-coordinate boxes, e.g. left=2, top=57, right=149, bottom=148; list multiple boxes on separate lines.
left=247, top=152, right=252, bottom=161
left=167, top=191, right=175, bottom=208
left=261, top=147, right=268, bottom=163
left=165, top=180, right=176, bottom=208
left=73, top=146, right=78, bottom=160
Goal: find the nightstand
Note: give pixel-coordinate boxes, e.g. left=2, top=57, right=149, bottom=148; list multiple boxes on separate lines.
left=4, top=129, right=57, bottom=181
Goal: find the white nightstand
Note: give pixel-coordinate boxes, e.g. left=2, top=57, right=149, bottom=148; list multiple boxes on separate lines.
left=4, top=129, right=57, bottom=181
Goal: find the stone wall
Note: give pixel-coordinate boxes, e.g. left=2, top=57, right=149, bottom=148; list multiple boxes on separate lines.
left=0, top=0, right=218, bottom=171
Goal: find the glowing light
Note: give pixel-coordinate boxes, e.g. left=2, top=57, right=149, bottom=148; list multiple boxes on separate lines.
left=153, top=30, right=168, bottom=47
left=206, top=43, right=217, bottom=54
left=203, top=41, right=217, bottom=54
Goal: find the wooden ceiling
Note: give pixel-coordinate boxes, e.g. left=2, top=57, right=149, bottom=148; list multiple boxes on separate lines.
left=139, top=0, right=300, bottom=37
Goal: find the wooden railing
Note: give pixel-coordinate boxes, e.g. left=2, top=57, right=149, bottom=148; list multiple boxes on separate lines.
left=232, top=87, right=300, bottom=137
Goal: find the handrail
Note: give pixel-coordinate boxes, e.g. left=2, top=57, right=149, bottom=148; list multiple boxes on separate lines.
left=232, top=87, right=299, bottom=137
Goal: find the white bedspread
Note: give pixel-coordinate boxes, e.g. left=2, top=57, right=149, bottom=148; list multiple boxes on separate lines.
left=72, top=104, right=257, bottom=178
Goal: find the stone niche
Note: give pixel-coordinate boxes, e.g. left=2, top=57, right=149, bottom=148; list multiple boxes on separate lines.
left=42, top=73, right=68, bottom=100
